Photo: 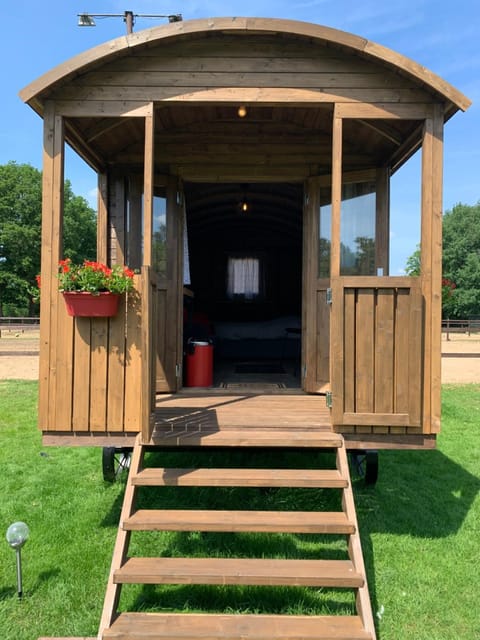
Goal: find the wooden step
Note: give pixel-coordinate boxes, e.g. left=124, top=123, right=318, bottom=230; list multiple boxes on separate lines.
left=102, top=612, right=373, bottom=639
left=150, top=427, right=342, bottom=449
left=124, top=509, right=355, bottom=534
left=114, top=557, right=363, bottom=588
left=132, top=467, right=347, bottom=488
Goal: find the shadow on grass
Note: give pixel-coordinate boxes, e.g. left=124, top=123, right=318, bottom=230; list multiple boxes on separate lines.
left=122, top=583, right=356, bottom=616
left=29, top=568, right=61, bottom=595
left=355, top=447, right=480, bottom=636
left=0, top=586, right=17, bottom=602
left=100, top=445, right=479, bottom=628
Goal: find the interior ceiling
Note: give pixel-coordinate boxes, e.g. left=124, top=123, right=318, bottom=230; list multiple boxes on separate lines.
left=69, top=104, right=421, bottom=174
left=67, top=104, right=422, bottom=234
left=184, top=182, right=303, bottom=240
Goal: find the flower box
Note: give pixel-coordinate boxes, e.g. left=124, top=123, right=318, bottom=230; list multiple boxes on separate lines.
left=62, top=292, right=120, bottom=317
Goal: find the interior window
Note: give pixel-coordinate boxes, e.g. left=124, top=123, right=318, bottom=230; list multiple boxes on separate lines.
left=227, top=256, right=261, bottom=299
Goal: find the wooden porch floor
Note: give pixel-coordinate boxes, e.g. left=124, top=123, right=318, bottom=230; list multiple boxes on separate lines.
left=150, top=392, right=333, bottom=447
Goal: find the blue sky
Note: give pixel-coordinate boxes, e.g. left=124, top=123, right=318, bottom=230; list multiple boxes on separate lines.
left=2, top=0, right=478, bottom=274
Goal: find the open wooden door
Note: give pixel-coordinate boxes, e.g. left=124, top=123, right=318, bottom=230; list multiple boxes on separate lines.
left=330, top=276, right=423, bottom=430
left=155, top=177, right=184, bottom=393
left=303, top=177, right=330, bottom=393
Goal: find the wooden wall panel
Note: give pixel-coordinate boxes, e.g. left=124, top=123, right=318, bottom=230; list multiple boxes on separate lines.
left=53, top=293, right=74, bottom=430
left=343, top=289, right=356, bottom=413
left=375, top=290, right=394, bottom=413
left=90, top=318, right=109, bottom=431
left=316, top=289, right=330, bottom=390
left=51, top=35, right=434, bottom=106
left=394, top=290, right=410, bottom=414
left=106, top=312, right=126, bottom=432
left=155, top=288, right=168, bottom=392
left=125, top=278, right=143, bottom=432
left=72, top=318, right=92, bottom=431
left=355, top=289, right=375, bottom=413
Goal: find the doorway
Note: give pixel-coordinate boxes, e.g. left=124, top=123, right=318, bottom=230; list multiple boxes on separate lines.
left=183, top=182, right=303, bottom=390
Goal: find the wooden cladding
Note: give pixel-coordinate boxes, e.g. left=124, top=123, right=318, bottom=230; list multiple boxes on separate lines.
left=331, top=277, right=423, bottom=429
left=39, top=272, right=153, bottom=435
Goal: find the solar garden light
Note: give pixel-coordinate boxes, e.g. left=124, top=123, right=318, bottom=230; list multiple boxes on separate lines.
left=6, top=522, right=30, bottom=599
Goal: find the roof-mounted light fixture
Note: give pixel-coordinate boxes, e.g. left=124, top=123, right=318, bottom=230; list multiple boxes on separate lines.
left=78, top=13, right=96, bottom=27
left=77, top=11, right=183, bottom=35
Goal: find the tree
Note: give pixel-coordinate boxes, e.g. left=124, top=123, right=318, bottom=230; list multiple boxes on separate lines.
left=404, top=202, right=480, bottom=318
left=405, top=244, right=420, bottom=277
left=0, top=161, right=97, bottom=316
left=442, top=202, right=480, bottom=318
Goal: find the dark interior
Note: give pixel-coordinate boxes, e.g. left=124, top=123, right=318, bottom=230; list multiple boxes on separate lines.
left=183, top=182, right=303, bottom=385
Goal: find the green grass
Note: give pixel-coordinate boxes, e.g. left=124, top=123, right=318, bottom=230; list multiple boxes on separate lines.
left=0, top=380, right=479, bottom=639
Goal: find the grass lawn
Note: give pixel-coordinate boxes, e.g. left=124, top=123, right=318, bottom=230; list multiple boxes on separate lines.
left=0, top=380, right=479, bottom=640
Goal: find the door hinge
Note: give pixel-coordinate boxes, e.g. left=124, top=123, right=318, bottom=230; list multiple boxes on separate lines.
left=326, top=288, right=332, bottom=305
left=325, top=391, right=333, bottom=409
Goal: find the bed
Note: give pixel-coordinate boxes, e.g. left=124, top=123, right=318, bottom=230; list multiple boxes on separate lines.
left=213, top=316, right=301, bottom=360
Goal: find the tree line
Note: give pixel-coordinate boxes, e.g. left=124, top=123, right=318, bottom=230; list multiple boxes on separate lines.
left=1, top=161, right=479, bottom=319
left=405, top=202, right=480, bottom=319
left=0, top=162, right=96, bottom=316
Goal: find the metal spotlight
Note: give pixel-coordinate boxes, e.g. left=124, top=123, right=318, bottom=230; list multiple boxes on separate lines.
left=6, top=522, right=30, bottom=599
left=78, top=13, right=96, bottom=27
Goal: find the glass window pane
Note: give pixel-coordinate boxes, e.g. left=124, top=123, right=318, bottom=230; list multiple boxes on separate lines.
left=153, top=194, right=167, bottom=276
left=340, top=182, right=376, bottom=276
left=318, top=188, right=331, bottom=278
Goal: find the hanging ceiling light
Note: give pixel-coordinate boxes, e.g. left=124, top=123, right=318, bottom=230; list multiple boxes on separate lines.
left=239, top=184, right=250, bottom=213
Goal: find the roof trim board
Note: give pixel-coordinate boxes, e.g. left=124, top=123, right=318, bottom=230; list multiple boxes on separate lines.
left=20, top=17, right=471, bottom=114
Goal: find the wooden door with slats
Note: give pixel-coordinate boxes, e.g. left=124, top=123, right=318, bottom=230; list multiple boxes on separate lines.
left=330, top=276, right=423, bottom=429
left=155, top=178, right=184, bottom=393
left=303, top=177, right=331, bottom=393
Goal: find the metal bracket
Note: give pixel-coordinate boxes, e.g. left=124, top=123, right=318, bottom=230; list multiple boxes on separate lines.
left=326, top=391, right=332, bottom=409
left=326, top=288, right=332, bottom=305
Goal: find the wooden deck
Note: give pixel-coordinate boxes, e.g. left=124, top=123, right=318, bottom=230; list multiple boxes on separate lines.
left=150, top=392, right=332, bottom=446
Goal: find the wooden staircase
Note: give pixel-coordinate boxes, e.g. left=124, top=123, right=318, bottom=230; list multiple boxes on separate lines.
left=98, top=431, right=376, bottom=640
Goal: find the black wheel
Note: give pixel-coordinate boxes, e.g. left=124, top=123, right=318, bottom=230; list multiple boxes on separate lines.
left=349, top=449, right=379, bottom=486
left=102, top=447, right=131, bottom=482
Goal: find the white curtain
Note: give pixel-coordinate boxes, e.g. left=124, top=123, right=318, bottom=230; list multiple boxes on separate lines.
left=228, top=257, right=259, bottom=299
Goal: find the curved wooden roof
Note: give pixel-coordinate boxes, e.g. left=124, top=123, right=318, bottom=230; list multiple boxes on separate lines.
left=20, top=16, right=470, bottom=112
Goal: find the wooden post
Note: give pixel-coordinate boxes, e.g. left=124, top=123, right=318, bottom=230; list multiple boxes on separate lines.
left=143, top=106, right=155, bottom=267
left=375, top=167, right=390, bottom=275
left=330, top=108, right=343, bottom=423
left=141, top=104, right=155, bottom=441
left=421, top=106, right=443, bottom=434
left=39, top=102, right=65, bottom=430
left=127, top=176, right=143, bottom=270
left=330, top=109, right=342, bottom=279
left=430, top=105, right=444, bottom=433
left=97, top=172, right=108, bottom=264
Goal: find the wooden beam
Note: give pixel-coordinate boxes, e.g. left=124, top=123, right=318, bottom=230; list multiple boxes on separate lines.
left=97, top=173, right=108, bottom=263
left=52, top=101, right=152, bottom=118
left=127, top=176, right=143, bottom=270
left=375, top=167, right=390, bottom=275
left=430, top=104, right=444, bottom=433
left=330, top=109, right=342, bottom=278
left=420, top=116, right=433, bottom=434
left=39, top=102, right=65, bottom=431
left=143, top=105, right=155, bottom=267
left=335, top=103, right=433, bottom=120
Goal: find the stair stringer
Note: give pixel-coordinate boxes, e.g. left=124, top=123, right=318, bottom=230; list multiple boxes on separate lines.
left=337, top=442, right=377, bottom=637
left=97, top=432, right=377, bottom=640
